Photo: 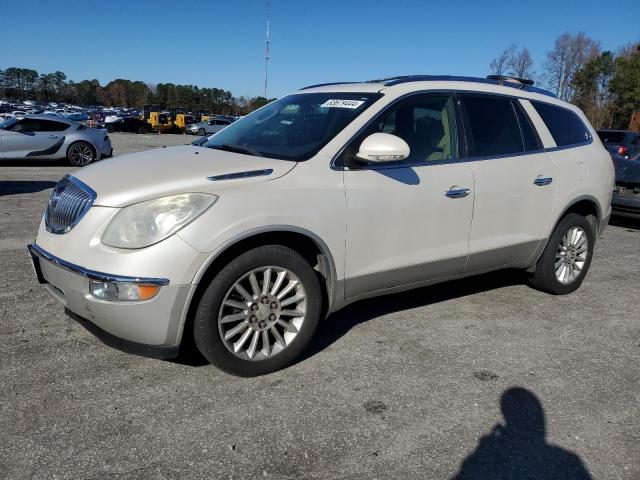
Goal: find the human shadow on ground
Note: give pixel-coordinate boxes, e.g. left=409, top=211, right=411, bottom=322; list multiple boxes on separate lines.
left=451, top=387, right=593, bottom=480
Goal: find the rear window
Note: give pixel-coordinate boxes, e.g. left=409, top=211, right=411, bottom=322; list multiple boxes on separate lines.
left=597, top=131, right=626, bottom=145
left=532, top=101, right=591, bottom=147
left=461, top=95, right=523, bottom=157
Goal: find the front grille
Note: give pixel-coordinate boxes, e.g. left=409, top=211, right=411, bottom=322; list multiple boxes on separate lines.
left=44, top=175, right=96, bottom=234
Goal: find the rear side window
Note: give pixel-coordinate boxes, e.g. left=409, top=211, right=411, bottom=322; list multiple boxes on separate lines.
left=532, top=101, right=591, bottom=147
left=38, top=120, right=69, bottom=132
left=461, top=95, right=523, bottom=157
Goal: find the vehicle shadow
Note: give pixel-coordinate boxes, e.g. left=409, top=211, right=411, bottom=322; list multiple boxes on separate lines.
left=0, top=159, right=68, bottom=167
left=0, top=180, right=57, bottom=196
left=609, top=215, right=640, bottom=231
left=302, top=269, right=526, bottom=362
left=451, top=387, right=593, bottom=479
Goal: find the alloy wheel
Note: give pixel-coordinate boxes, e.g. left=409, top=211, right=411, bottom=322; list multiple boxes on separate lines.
left=554, top=226, right=588, bottom=285
left=69, top=143, right=94, bottom=165
left=218, top=266, right=306, bottom=361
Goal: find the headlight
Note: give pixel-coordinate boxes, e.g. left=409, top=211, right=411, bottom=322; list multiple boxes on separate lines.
left=102, top=193, right=217, bottom=249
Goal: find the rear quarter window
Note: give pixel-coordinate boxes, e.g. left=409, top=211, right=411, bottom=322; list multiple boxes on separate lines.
left=532, top=101, right=591, bottom=147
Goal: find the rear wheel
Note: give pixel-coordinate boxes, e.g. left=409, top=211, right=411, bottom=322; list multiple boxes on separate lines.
left=528, top=213, right=595, bottom=295
left=66, top=141, right=96, bottom=166
left=194, top=245, right=321, bottom=376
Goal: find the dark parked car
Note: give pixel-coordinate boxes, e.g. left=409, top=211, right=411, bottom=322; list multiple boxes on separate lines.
left=98, top=117, right=153, bottom=134
left=611, top=150, right=640, bottom=219
left=597, top=130, right=640, bottom=157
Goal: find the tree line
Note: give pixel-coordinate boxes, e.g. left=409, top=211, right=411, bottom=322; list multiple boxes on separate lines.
left=0, top=68, right=272, bottom=115
left=490, top=34, right=640, bottom=130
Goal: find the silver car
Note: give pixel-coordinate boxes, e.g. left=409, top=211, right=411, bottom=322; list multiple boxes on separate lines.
left=186, top=118, right=233, bottom=136
left=0, top=115, right=112, bottom=166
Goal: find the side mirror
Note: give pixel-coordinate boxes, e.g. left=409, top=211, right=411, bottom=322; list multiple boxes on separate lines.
left=355, top=132, right=410, bottom=163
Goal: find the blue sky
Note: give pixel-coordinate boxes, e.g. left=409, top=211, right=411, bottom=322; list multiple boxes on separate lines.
left=1, top=0, right=638, bottom=98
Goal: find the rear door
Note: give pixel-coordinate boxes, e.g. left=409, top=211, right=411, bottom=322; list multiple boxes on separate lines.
left=458, top=94, right=558, bottom=270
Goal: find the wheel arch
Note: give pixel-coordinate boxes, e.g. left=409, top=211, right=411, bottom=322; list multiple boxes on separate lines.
left=528, top=195, right=603, bottom=272
left=179, top=226, right=339, bottom=356
left=553, top=195, right=602, bottom=237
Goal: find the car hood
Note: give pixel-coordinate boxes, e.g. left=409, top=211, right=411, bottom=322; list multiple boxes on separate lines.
left=72, top=145, right=297, bottom=207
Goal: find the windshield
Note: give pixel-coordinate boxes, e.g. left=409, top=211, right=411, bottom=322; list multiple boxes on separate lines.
left=0, top=118, right=18, bottom=130
left=204, top=92, right=381, bottom=161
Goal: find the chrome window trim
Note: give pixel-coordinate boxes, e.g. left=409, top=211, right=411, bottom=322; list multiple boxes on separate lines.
left=330, top=89, right=594, bottom=172
left=28, top=243, right=170, bottom=286
left=44, top=175, right=97, bottom=234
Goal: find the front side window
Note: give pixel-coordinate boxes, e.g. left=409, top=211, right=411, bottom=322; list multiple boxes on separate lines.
left=204, top=92, right=381, bottom=161
left=461, top=95, right=523, bottom=157
left=532, top=101, right=591, bottom=147
left=11, top=119, right=44, bottom=132
left=343, top=94, right=458, bottom=165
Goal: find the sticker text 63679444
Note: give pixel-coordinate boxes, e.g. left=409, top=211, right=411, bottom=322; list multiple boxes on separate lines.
left=320, top=99, right=365, bottom=109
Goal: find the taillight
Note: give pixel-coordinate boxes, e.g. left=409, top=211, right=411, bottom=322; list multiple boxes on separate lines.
left=618, top=146, right=628, bottom=156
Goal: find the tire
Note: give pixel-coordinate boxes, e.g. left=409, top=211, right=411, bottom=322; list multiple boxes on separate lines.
left=66, top=141, right=96, bottom=167
left=138, top=127, right=145, bottom=134
left=528, top=213, right=595, bottom=295
left=198, top=128, right=206, bottom=136
left=107, top=125, right=114, bottom=133
left=194, top=245, right=322, bottom=376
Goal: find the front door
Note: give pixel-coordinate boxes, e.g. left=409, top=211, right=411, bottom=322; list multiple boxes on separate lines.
left=341, top=94, right=475, bottom=298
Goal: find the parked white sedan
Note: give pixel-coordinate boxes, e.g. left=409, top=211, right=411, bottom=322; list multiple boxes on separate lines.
left=0, top=115, right=112, bottom=166
left=186, top=118, right=233, bottom=136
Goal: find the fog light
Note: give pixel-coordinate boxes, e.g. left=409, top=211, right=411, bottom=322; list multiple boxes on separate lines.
left=89, top=280, right=160, bottom=301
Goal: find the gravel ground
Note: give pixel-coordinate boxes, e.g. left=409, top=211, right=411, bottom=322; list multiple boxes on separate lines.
left=1, top=133, right=639, bottom=479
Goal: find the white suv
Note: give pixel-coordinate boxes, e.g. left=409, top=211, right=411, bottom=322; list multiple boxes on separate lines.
left=29, top=75, right=614, bottom=376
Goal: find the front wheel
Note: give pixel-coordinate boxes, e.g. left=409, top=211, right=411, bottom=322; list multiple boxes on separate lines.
left=194, top=245, right=322, bottom=376
left=528, top=213, right=595, bottom=295
left=197, top=128, right=206, bottom=136
left=66, top=141, right=96, bottom=166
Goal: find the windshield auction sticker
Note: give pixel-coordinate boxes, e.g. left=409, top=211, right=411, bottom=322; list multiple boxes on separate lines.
left=320, top=99, right=365, bottom=109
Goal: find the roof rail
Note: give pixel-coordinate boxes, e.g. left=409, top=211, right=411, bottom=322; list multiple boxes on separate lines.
left=381, top=75, right=556, bottom=97
left=299, top=75, right=556, bottom=98
left=299, top=81, right=359, bottom=90
left=486, top=74, right=534, bottom=86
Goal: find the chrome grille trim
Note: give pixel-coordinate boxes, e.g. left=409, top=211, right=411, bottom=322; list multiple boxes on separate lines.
left=44, top=175, right=96, bottom=234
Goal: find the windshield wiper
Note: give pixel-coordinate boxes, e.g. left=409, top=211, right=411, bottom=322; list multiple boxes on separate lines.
left=208, top=143, right=263, bottom=157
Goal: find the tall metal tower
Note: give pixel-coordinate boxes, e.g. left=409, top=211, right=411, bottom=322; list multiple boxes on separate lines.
left=264, top=1, right=271, bottom=99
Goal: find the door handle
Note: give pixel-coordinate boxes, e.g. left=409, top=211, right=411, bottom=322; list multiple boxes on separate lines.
left=48, top=135, right=59, bottom=139
left=533, top=176, right=553, bottom=186
left=445, top=187, right=470, bottom=198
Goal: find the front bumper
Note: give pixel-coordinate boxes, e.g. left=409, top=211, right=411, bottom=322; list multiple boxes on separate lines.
left=612, top=187, right=640, bottom=219
left=28, top=244, right=195, bottom=358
